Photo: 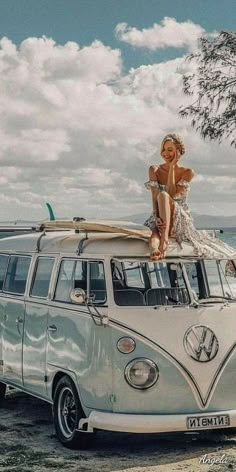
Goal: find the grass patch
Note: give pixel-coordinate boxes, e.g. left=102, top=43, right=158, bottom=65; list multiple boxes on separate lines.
left=0, top=424, right=10, bottom=432
left=0, top=450, right=46, bottom=467
left=0, top=449, right=76, bottom=470
left=0, top=444, right=23, bottom=454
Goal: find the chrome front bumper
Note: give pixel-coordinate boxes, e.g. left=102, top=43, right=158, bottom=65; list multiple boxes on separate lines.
left=79, top=409, right=236, bottom=433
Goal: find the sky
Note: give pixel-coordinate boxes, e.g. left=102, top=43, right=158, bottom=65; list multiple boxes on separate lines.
left=0, top=0, right=235, bottom=221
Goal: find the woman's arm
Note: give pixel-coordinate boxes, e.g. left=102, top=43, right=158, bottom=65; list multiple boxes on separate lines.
left=166, top=161, right=177, bottom=197
left=166, top=154, right=194, bottom=197
left=174, top=168, right=195, bottom=197
left=148, top=165, right=160, bottom=217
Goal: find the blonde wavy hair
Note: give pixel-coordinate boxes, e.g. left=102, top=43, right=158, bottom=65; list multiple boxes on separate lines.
left=160, top=134, right=186, bottom=156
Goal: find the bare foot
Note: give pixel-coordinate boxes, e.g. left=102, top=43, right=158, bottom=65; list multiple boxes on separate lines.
left=150, top=250, right=161, bottom=261
left=149, top=233, right=161, bottom=261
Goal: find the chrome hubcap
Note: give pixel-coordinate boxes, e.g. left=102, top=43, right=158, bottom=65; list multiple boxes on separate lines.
left=58, top=386, right=77, bottom=439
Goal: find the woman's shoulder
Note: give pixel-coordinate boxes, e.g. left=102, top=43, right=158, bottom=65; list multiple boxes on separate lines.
left=149, top=164, right=160, bottom=172
left=179, top=166, right=195, bottom=182
left=148, top=164, right=160, bottom=179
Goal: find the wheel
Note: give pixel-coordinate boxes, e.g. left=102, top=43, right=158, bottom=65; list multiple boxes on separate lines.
left=0, top=382, right=6, bottom=407
left=53, top=375, right=94, bottom=449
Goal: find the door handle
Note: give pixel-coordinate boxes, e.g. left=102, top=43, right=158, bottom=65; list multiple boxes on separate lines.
left=48, top=325, right=57, bottom=333
left=16, top=317, right=24, bottom=335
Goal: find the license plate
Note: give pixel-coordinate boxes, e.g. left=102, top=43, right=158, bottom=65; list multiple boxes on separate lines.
left=187, top=414, right=230, bottom=430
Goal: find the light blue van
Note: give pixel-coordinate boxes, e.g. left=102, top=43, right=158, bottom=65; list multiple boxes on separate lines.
left=0, top=225, right=236, bottom=448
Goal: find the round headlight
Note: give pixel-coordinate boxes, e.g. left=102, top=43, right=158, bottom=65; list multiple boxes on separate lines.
left=117, top=337, right=136, bottom=354
left=125, top=358, right=159, bottom=389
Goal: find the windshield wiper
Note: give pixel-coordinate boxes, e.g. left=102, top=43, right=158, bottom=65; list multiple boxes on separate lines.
left=209, top=295, right=236, bottom=300
left=198, top=296, right=235, bottom=304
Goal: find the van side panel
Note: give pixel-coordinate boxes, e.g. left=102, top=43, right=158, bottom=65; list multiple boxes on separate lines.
left=2, top=298, right=25, bottom=385
left=0, top=298, right=3, bottom=376
left=23, top=301, right=48, bottom=397
left=47, top=306, right=113, bottom=410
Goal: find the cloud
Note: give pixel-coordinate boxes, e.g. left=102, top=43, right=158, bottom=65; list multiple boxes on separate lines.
left=0, top=32, right=234, bottom=222
left=115, top=17, right=206, bottom=51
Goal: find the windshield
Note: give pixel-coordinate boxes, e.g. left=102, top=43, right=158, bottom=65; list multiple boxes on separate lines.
left=111, top=260, right=190, bottom=306
left=184, top=259, right=236, bottom=301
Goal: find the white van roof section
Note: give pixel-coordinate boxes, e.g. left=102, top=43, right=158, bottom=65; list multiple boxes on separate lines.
left=0, top=229, right=231, bottom=259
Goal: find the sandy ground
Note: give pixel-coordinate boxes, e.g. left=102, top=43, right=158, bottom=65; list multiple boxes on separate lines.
left=0, top=389, right=236, bottom=472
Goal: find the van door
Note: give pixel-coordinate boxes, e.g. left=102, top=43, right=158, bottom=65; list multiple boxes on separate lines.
left=0, top=255, right=10, bottom=377
left=23, top=257, right=55, bottom=397
left=48, top=258, right=112, bottom=410
left=2, top=255, right=31, bottom=385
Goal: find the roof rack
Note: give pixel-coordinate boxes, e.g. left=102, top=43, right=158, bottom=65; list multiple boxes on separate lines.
left=0, top=225, right=39, bottom=232
left=0, top=224, right=71, bottom=234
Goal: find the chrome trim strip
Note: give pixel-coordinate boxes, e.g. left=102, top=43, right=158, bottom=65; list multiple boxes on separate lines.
left=1, top=380, right=52, bottom=404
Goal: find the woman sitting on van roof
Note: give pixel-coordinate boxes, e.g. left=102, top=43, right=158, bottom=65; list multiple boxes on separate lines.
left=144, top=134, right=235, bottom=260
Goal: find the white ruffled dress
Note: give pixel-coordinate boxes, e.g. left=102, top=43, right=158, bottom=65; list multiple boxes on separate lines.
left=144, top=179, right=236, bottom=259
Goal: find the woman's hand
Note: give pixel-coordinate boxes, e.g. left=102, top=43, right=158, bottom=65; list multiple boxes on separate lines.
left=169, top=150, right=181, bottom=167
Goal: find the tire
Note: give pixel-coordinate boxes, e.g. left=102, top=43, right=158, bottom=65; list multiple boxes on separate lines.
left=53, top=375, right=94, bottom=449
left=0, top=382, right=6, bottom=407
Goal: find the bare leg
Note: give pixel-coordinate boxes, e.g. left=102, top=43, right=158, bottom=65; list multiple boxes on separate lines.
left=149, top=230, right=161, bottom=261
left=148, top=172, right=161, bottom=260
left=147, top=166, right=164, bottom=260
left=157, top=191, right=174, bottom=259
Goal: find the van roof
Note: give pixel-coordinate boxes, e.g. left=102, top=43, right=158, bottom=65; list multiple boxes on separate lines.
left=0, top=229, right=231, bottom=259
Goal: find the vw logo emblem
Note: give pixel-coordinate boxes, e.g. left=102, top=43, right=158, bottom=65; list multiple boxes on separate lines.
left=184, top=325, right=219, bottom=362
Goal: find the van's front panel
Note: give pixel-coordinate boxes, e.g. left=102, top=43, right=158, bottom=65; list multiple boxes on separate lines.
left=110, top=323, right=197, bottom=414
left=94, top=257, right=236, bottom=433
left=109, top=305, right=236, bottom=414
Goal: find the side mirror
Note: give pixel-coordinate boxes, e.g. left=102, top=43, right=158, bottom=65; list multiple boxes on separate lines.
left=70, top=288, right=86, bottom=304
left=170, top=264, right=178, bottom=271
left=225, top=260, right=236, bottom=278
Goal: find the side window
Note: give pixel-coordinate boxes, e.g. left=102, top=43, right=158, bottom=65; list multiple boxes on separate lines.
left=123, top=262, right=145, bottom=289
left=0, top=255, right=9, bottom=291
left=54, top=259, right=76, bottom=302
left=54, top=259, right=106, bottom=304
left=30, top=257, right=55, bottom=298
left=149, top=262, right=185, bottom=289
left=89, top=261, right=106, bottom=303
left=185, top=262, right=199, bottom=294
left=55, top=260, right=87, bottom=303
left=4, top=256, right=31, bottom=295
left=218, top=260, right=236, bottom=298
left=204, top=260, right=224, bottom=297
left=74, top=261, right=87, bottom=291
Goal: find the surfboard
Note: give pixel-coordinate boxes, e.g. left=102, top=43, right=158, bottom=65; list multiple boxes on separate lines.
left=41, top=219, right=151, bottom=239
left=46, top=202, right=55, bottom=221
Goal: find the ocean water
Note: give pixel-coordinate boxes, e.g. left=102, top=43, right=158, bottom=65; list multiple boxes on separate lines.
left=216, top=227, right=236, bottom=249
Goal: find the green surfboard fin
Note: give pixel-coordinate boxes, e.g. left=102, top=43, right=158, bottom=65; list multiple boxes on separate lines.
left=46, top=202, right=55, bottom=221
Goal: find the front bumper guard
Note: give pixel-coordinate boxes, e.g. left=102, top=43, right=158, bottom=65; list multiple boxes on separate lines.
left=78, top=409, right=236, bottom=434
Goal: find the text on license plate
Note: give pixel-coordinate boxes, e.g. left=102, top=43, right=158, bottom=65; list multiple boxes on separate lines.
left=187, top=414, right=230, bottom=429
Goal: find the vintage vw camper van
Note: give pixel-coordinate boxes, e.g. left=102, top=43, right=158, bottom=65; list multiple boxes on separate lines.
left=0, top=221, right=236, bottom=448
